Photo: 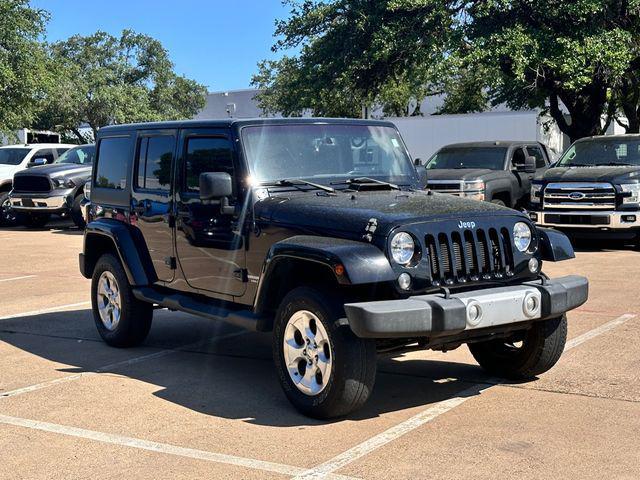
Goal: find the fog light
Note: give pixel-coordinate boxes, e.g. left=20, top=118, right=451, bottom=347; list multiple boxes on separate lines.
left=622, top=215, right=636, bottom=223
left=398, top=273, right=412, bottom=290
left=529, top=212, right=538, bottom=222
left=528, top=258, right=540, bottom=273
left=467, top=301, right=482, bottom=326
left=523, top=293, right=540, bottom=317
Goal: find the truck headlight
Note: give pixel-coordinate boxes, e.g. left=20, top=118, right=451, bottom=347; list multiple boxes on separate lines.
left=462, top=180, right=485, bottom=192
left=84, top=181, right=91, bottom=201
left=621, top=183, right=640, bottom=204
left=530, top=184, right=542, bottom=203
left=390, top=232, right=416, bottom=265
left=53, top=178, right=75, bottom=189
left=513, top=222, right=532, bottom=252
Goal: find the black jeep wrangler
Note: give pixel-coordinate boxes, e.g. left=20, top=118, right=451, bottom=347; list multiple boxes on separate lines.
left=79, top=119, right=588, bottom=418
left=424, top=141, right=552, bottom=208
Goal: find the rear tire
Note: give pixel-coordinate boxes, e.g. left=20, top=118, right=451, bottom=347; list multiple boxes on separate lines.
left=273, top=287, right=377, bottom=419
left=71, top=194, right=86, bottom=229
left=468, top=315, right=567, bottom=379
left=91, top=254, right=153, bottom=347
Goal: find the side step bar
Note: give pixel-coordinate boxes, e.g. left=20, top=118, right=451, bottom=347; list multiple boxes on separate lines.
left=132, top=287, right=270, bottom=332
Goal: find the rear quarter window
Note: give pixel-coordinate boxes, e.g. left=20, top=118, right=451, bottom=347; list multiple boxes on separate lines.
left=95, top=137, right=131, bottom=190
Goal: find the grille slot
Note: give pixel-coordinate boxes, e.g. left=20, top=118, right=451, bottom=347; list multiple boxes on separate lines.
left=13, top=176, right=52, bottom=193
left=426, top=227, right=513, bottom=284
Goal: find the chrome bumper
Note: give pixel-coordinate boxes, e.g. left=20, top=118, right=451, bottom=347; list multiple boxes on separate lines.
left=344, top=276, right=588, bottom=338
left=530, top=210, right=640, bottom=230
left=9, top=191, right=73, bottom=211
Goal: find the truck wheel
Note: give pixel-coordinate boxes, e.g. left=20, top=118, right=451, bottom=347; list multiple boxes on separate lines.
left=273, top=287, right=377, bottom=419
left=490, top=199, right=506, bottom=207
left=23, top=213, right=50, bottom=229
left=71, top=194, right=86, bottom=229
left=0, top=192, right=19, bottom=227
left=91, top=254, right=153, bottom=348
left=468, top=315, right=567, bottom=379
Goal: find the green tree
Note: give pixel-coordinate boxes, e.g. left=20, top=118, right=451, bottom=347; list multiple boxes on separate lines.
left=256, top=0, right=640, bottom=142
left=0, top=0, right=49, bottom=135
left=36, top=30, right=208, bottom=142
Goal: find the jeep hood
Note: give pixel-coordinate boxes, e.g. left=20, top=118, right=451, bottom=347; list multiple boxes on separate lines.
left=15, top=163, right=91, bottom=178
left=426, top=168, right=498, bottom=182
left=537, top=166, right=640, bottom=184
left=255, top=190, right=519, bottom=238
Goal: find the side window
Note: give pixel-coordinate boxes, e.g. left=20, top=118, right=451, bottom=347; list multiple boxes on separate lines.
left=56, top=148, right=69, bottom=158
left=511, top=148, right=526, bottom=167
left=135, top=136, right=174, bottom=192
left=184, top=137, right=234, bottom=194
left=527, top=146, right=547, bottom=168
left=95, top=137, right=131, bottom=190
left=33, top=148, right=56, bottom=164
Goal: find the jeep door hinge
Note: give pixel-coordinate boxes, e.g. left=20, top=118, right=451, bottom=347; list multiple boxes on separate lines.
left=234, top=268, right=249, bottom=283
left=167, top=214, right=176, bottom=228
left=165, top=256, right=177, bottom=270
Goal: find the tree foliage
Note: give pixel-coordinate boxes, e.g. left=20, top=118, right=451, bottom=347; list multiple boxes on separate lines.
left=0, top=0, right=49, bottom=135
left=255, top=0, right=640, bottom=141
left=36, top=30, right=208, bottom=142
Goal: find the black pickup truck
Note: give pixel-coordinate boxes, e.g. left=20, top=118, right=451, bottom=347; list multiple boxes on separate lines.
left=423, top=141, right=552, bottom=208
left=529, top=135, right=640, bottom=246
left=79, top=119, right=587, bottom=418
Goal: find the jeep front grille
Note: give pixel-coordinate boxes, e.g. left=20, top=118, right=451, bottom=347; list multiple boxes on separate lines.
left=13, top=176, right=52, bottom=193
left=543, top=182, right=615, bottom=210
left=425, top=228, right=513, bottom=285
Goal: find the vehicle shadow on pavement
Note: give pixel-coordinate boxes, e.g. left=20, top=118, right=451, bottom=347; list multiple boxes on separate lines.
left=0, top=309, right=495, bottom=426
left=570, top=237, right=638, bottom=253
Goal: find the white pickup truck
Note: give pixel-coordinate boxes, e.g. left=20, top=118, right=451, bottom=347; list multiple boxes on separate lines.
left=0, top=143, right=75, bottom=225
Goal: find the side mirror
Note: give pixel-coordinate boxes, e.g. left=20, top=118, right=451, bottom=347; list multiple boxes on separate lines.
left=416, top=165, right=428, bottom=189
left=413, top=158, right=422, bottom=166
left=516, top=156, right=537, bottom=174
left=28, top=158, right=47, bottom=168
left=199, top=172, right=233, bottom=200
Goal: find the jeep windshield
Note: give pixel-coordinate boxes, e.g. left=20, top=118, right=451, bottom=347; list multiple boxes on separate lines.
left=425, top=147, right=507, bottom=170
left=558, top=138, right=640, bottom=167
left=242, top=124, right=417, bottom=186
left=55, top=145, right=95, bottom=165
left=0, top=148, right=30, bottom=166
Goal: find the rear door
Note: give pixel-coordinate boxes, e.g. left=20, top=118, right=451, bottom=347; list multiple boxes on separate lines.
left=131, top=129, right=177, bottom=283
left=174, top=128, right=246, bottom=298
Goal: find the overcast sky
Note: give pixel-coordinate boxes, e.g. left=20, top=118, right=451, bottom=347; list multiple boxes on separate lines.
left=31, top=0, right=294, bottom=92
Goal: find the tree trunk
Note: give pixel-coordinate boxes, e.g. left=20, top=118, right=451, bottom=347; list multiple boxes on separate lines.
left=548, top=87, right=608, bottom=143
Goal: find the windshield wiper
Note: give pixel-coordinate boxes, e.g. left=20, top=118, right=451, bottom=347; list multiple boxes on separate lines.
left=330, top=177, right=401, bottom=190
left=259, top=178, right=335, bottom=193
left=594, top=162, right=635, bottom=166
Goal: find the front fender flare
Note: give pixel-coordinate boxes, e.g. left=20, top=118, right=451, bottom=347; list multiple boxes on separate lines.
left=537, top=227, right=575, bottom=262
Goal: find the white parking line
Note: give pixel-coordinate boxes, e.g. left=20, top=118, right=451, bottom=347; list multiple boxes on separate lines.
left=0, top=414, right=354, bottom=479
left=293, top=313, right=637, bottom=479
left=0, top=331, right=247, bottom=399
left=0, top=275, right=36, bottom=283
left=0, top=301, right=91, bottom=321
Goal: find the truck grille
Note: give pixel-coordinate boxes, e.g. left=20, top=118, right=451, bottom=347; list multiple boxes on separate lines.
left=13, top=176, right=52, bottom=193
left=425, top=228, right=514, bottom=285
left=543, top=182, right=615, bottom=210
left=427, top=181, right=462, bottom=194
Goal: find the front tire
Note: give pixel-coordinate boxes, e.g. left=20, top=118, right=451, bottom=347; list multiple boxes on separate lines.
left=71, top=194, right=86, bottom=229
left=273, top=287, right=377, bottom=419
left=468, top=315, right=567, bottom=379
left=490, top=198, right=507, bottom=207
left=0, top=192, right=19, bottom=227
left=91, top=254, right=153, bottom=347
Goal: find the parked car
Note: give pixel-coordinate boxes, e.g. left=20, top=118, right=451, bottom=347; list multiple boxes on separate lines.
left=529, top=135, right=640, bottom=246
left=0, top=143, right=75, bottom=225
left=79, top=119, right=588, bottom=418
left=9, top=144, right=95, bottom=228
left=422, top=141, right=552, bottom=208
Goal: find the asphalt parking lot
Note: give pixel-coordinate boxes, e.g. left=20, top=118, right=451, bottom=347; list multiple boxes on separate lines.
left=0, top=222, right=639, bottom=479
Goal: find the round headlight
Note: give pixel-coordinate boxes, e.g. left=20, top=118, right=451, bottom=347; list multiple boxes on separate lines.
left=513, top=222, right=532, bottom=252
left=390, top=232, right=415, bottom=265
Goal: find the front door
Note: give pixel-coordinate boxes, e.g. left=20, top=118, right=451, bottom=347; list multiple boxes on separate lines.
left=131, top=130, right=176, bottom=283
left=174, top=128, right=246, bottom=298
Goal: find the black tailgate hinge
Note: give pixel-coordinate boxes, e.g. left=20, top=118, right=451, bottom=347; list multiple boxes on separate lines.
left=164, top=256, right=177, bottom=270
left=234, top=268, right=249, bottom=282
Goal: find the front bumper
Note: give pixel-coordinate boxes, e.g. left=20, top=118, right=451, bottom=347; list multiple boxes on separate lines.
left=9, top=190, right=74, bottom=213
left=344, top=275, right=588, bottom=338
left=530, top=209, right=640, bottom=230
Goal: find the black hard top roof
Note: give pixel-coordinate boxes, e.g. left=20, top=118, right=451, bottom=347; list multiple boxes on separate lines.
left=440, top=141, right=538, bottom=149
left=98, top=117, right=397, bottom=134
